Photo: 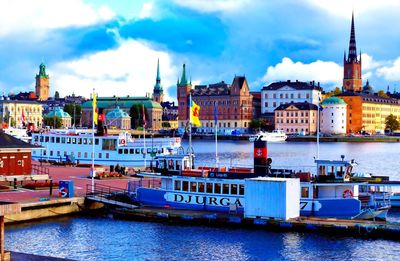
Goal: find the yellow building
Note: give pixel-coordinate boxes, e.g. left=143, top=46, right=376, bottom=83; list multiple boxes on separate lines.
left=0, top=100, right=43, bottom=128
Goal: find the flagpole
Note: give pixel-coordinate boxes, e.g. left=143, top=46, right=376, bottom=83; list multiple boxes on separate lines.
left=143, top=105, right=146, bottom=169
left=214, top=103, right=218, bottom=168
left=91, top=89, right=96, bottom=193
left=317, top=92, right=320, bottom=160
left=189, top=93, right=192, bottom=168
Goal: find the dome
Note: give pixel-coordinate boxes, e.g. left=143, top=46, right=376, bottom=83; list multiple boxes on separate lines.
left=321, top=97, right=346, bottom=105
left=106, top=106, right=130, bottom=119
left=46, top=107, right=71, bottom=118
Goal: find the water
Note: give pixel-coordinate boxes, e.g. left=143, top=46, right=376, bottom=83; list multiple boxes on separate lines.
left=5, top=141, right=400, bottom=260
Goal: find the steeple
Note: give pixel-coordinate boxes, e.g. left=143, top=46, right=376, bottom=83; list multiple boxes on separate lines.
left=153, top=58, right=163, bottom=92
left=347, top=11, right=358, bottom=62
left=179, top=64, right=189, bottom=86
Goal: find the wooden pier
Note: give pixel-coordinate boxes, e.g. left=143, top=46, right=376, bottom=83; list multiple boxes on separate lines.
left=110, top=206, right=400, bottom=240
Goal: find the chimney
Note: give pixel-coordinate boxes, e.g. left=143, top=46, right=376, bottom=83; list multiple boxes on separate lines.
left=254, top=138, right=269, bottom=175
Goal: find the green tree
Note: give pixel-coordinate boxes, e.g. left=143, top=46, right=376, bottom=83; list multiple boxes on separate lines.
left=54, top=91, right=60, bottom=99
left=44, top=116, right=62, bottom=128
left=385, top=114, right=399, bottom=133
left=325, top=87, right=342, bottom=98
left=162, top=122, right=171, bottom=128
left=377, top=90, right=389, bottom=98
left=129, top=104, right=147, bottom=129
left=64, top=104, right=82, bottom=127
left=249, top=119, right=268, bottom=132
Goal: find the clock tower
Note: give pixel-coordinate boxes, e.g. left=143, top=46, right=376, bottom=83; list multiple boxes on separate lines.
left=177, top=64, right=192, bottom=129
left=343, top=12, right=362, bottom=92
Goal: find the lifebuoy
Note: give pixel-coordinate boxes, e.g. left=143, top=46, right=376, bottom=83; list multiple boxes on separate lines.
left=343, top=189, right=353, bottom=198
left=59, top=187, right=68, bottom=198
left=120, top=139, right=126, bottom=145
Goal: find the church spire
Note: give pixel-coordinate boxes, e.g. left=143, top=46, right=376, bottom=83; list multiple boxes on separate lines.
left=153, top=58, right=162, bottom=92
left=179, top=64, right=189, bottom=86
left=348, top=11, right=358, bottom=62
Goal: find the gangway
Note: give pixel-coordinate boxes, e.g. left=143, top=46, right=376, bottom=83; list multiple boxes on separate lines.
left=85, top=184, right=138, bottom=209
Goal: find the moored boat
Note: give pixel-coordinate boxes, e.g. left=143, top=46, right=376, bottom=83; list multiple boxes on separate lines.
left=249, top=130, right=287, bottom=142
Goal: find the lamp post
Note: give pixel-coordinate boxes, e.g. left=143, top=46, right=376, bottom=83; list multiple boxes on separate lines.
left=73, top=102, right=76, bottom=128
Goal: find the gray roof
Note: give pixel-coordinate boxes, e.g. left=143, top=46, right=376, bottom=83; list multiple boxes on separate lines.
left=0, top=131, right=37, bottom=149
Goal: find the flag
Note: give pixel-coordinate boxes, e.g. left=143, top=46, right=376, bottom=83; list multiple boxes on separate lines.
left=21, top=109, right=25, bottom=125
left=190, top=97, right=201, bottom=127
left=93, top=92, right=98, bottom=125
left=142, top=104, right=146, bottom=128
left=214, top=103, right=218, bottom=125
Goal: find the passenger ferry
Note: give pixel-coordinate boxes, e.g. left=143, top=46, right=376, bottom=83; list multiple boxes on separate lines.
left=248, top=130, right=287, bottom=142
left=30, top=129, right=181, bottom=167
left=129, top=140, right=391, bottom=220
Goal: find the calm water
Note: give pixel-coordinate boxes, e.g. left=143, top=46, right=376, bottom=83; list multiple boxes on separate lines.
left=5, top=141, right=400, bottom=260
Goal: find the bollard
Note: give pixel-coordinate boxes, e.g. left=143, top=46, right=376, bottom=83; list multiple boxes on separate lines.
left=49, top=179, right=53, bottom=196
left=13, top=178, right=17, bottom=189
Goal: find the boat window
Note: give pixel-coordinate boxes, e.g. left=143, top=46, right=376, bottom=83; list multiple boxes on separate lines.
left=231, top=184, right=238, bottom=195
left=124, top=149, right=128, bottom=154
left=118, top=149, right=123, bottom=154
left=106, top=153, right=109, bottom=159
left=56, top=137, right=60, bottom=143
left=135, top=148, right=140, bottom=154
left=45, top=136, right=49, bottom=142
left=239, top=184, right=244, bottom=195
left=337, top=166, right=344, bottom=177
left=147, top=148, right=152, bottom=153
left=130, top=149, right=134, bottom=154
left=77, top=152, right=81, bottom=157
left=88, top=139, right=92, bottom=145
left=182, top=181, right=188, bottom=192
left=206, top=183, right=213, bottom=193
left=51, top=137, right=55, bottom=143
left=83, top=138, right=86, bottom=144
left=57, top=151, right=61, bottom=156
left=198, top=182, right=205, bottom=193
left=78, top=138, right=82, bottom=144
left=72, top=138, right=76, bottom=144
left=222, top=184, right=229, bottom=194
left=190, top=182, right=197, bottom=192
left=174, top=180, right=181, bottom=191
left=176, top=161, right=180, bottom=170
left=39, top=136, right=43, bottom=142
left=64, top=151, right=67, bottom=156
left=168, top=160, right=174, bottom=170
left=214, top=183, right=221, bottom=194
left=43, top=150, right=47, bottom=156
left=61, top=137, right=65, bottom=143
left=328, top=166, right=335, bottom=176
left=84, top=152, right=88, bottom=158
left=50, top=151, right=53, bottom=156
left=318, top=165, right=326, bottom=176
left=66, top=137, right=71, bottom=144
left=99, top=153, right=102, bottom=159
left=95, top=139, right=99, bottom=145
left=301, top=187, right=309, bottom=198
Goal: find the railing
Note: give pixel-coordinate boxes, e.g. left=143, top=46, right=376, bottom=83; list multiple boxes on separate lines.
left=127, top=178, right=162, bottom=193
left=86, top=183, right=128, bottom=198
left=31, top=164, right=50, bottom=175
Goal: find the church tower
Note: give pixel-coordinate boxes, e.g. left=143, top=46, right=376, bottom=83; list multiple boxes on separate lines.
left=35, top=63, right=50, bottom=101
left=152, top=59, right=164, bottom=103
left=343, top=12, right=362, bottom=92
left=177, top=64, right=192, bottom=129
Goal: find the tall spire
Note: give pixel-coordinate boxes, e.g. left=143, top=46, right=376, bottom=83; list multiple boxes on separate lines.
left=179, top=63, right=189, bottom=86
left=153, top=58, right=163, bottom=92
left=348, top=11, right=358, bottom=62
left=156, top=58, right=161, bottom=82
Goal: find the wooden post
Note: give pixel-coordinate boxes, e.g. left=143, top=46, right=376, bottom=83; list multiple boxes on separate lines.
left=0, top=215, right=4, bottom=261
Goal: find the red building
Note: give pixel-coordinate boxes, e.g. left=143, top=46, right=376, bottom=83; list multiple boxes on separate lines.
left=0, top=132, right=36, bottom=175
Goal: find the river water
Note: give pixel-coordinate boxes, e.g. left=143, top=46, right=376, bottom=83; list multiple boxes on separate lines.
left=5, top=141, right=400, bottom=260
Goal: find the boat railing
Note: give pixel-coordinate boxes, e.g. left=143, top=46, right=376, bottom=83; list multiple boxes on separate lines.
left=127, top=178, right=162, bottom=193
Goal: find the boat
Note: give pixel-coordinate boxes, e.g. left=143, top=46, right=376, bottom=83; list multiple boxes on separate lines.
left=2, top=127, right=32, bottom=143
left=30, top=129, right=181, bottom=167
left=128, top=139, right=391, bottom=220
left=249, top=130, right=287, bottom=142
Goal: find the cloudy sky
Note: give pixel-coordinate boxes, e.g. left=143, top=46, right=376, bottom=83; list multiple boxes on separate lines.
left=1, top=0, right=400, bottom=102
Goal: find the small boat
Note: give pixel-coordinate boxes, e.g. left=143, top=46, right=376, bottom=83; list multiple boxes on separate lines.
left=249, top=130, right=287, bottom=142
left=2, top=127, right=32, bottom=143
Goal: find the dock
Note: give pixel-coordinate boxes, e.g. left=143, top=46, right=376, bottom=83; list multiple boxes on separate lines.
left=110, top=206, right=400, bottom=240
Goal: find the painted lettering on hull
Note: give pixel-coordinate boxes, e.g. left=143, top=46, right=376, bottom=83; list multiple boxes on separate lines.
left=166, top=193, right=244, bottom=207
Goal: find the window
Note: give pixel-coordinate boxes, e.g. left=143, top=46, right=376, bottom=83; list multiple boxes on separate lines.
left=174, top=180, right=181, bottom=191
left=182, top=181, right=188, bottom=192
left=222, top=184, right=229, bottom=194
left=198, top=182, right=205, bottom=193
left=206, top=183, right=213, bottom=193
left=118, top=149, right=123, bottom=154
left=190, top=182, right=197, bottom=192
left=214, top=183, right=221, bottom=194
left=301, top=187, right=309, bottom=198
left=231, top=184, right=238, bottom=195
left=239, top=184, right=244, bottom=195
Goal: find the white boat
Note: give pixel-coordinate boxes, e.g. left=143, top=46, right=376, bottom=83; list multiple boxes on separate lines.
left=2, top=127, right=32, bottom=143
left=30, top=129, right=181, bottom=167
left=249, top=130, right=287, bottom=142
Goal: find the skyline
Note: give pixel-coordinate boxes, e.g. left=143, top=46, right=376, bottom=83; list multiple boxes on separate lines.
left=1, top=0, right=400, bottom=102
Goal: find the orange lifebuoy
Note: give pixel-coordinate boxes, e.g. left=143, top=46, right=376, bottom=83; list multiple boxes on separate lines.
left=343, top=189, right=353, bottom=198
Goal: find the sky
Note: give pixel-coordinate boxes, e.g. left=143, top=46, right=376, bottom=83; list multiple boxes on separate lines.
left=1, top=0, right=400, bottom=102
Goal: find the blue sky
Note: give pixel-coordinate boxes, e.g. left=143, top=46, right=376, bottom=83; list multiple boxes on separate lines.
left=1, top=0, right=400, bottom=101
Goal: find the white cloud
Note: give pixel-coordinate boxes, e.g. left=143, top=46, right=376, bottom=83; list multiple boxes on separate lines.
left=376, top=57, right=400, bottom=81
left=0, top=0, right=115, bottom=37
left=173, top=0, right=250, bottom=13
left=139, top=2, right=154, bottom=19
left=361, top=53, right=382, bottom=71
left=262, top=58, right=342, bottom=87
left=50, top=39, right=178, bottom=101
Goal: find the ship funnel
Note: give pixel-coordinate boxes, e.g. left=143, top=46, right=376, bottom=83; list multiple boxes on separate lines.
left=254, top=137, right=269, bottom=174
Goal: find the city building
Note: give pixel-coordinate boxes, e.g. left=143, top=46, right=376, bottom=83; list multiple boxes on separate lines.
left=81, top=96, right=163, bottom=130
left=35, top=63, right=50, bottom=101
left=0, top=100, right=43, bottom=128
left=320, top=97, right=347, bottom=135
left=261, top=80, right=322, bottom=114
left=152, top=59, right=164, bottom=103
left=177, top=64, right=253, bottom=134
left=105, top=106, right=131, bottom=130
left=45, top=107, right=72, bottom=128
left=161, top=101, right=178, bottom=129
left=274, top=102, right=318, bottom=135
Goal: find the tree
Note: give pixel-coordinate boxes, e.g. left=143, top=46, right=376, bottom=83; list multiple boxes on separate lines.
left=325, top=87, right=342, bottom=98
left=44, top=116, right=62, bottom=129
left=64, top=104, right=82, bottom=127
left=54, top=91, right=60, bottom=99
left=385, top=114, right=399, bottom=133
left=377, top=90, right=389, bottom=98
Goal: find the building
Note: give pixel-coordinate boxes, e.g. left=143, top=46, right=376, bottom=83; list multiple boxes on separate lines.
left=152, top=59, right=164, bottom=103
left=0, top=100, right=43, bottom=129
left=81, top=96, right=163, bottom=130
left=46, top=107, right=72, bottom=128
left=250, top=91, right=261, bottom=120
left=274, top=102, right=318, bottom=135
left=177, top=64, right=253, bottom=134
left=35, top=63, right=50, bottom=101
left=343, top=12, right=362, bottom=92
left=105, top=106, right=131, bottom=130
left=261, top=80, right=322, bottom=114
left=161, top=101, right=178, bottom=129
left=320, top=97, right=347, bottom=134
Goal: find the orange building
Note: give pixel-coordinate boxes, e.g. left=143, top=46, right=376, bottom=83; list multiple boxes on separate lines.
left=35, top=63, right=50, bottom=101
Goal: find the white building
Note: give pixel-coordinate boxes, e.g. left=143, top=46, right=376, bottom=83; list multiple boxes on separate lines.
left=261, top=80, right=322, bottom=113
left=320, top=97, right=347, bottom=135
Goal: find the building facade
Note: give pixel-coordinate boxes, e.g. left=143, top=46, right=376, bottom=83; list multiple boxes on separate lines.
left=261, top=80, right=322, bottom=114
left=320, top=97, right=347, bottom=134
left=274, top=102, right=318, bottom=135
left=35, top=63, right=50, bottom=101
left=105, top=106, right=131, bottom=130
left=177, top=64, right=253, bottom=134
left=46, top=107, right=72, bottom=128
left=0, top=100, right=43, bottom=129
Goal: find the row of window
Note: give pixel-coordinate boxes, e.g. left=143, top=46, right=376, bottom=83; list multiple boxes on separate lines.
left=276, top=111, right=309, bottom=117
left=34, top=135, right=100, bottom=145
left=276, top=119, right=310, bottom=124
left=174, top=180, right=245, bottom=195
left=118, top=148, right=161, bottom=155
left=264, top=93, right=312, bottom=99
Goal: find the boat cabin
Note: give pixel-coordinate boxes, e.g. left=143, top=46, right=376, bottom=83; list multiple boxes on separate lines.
left=151, top=154, right=194, bottom=176
left=314, top=157, right=356, bottom=182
